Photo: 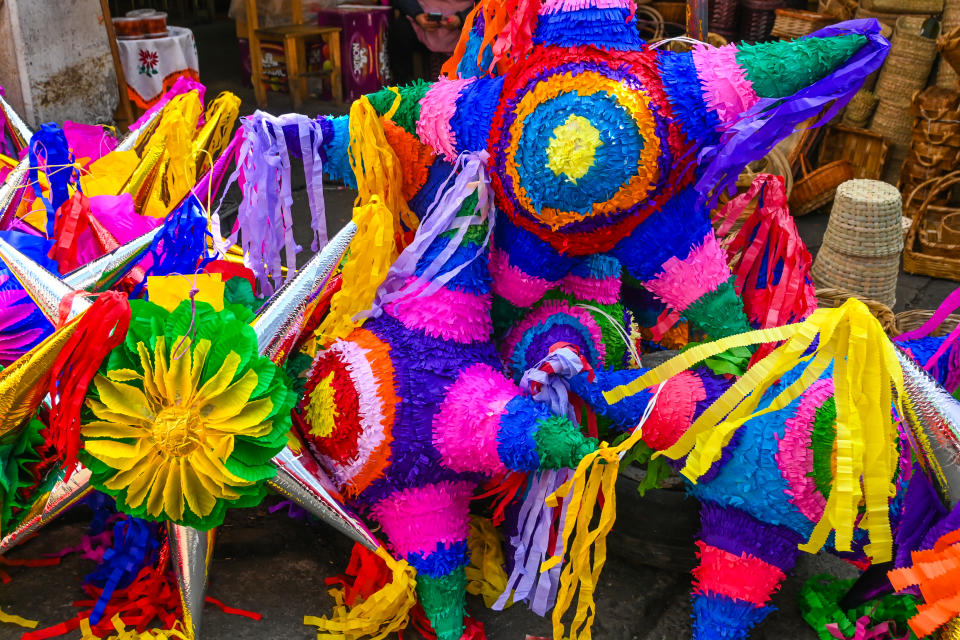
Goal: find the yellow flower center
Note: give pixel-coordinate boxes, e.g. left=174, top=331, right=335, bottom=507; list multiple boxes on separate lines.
left=546, top=114, right=602, bottom=183
left=152, top=405, right=204, bottom=456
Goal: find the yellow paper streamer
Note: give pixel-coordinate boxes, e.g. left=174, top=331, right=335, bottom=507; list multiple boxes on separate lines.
left=146, top=274, right=225, bottom=312
left=0, top=607, right=38, bottom=629
left=304, top=546, right=417, bottom=640
left=141, top=91, right=203, bottom=218
left=347, top=96, right=418, bottom=233
left=314, top=197, right=396, bottom=347
left=466, top=515, right=512, bottom=609
left=542, top=403, right=653, bottom=640
left=604, top=298, right=904, bottom=562
left=192, top=92, right=241, bottom=180
left=80, top=615, right=189, bottom=639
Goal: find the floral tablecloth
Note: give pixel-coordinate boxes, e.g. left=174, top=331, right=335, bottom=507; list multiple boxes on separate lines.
left=117, top=26, right=200, bottom=109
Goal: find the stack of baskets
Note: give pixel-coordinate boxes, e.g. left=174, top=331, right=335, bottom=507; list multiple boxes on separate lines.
left=740, top=0, right=786, bottom=41
left=900, top=87, right=960, bottom=204
left=937, top=0, right=960, bottom=89
left=869, top=16, right=940, bottom=184
left=709, top=0, right=739, bottom=41
left=812, top=180, right=905, bottom=307
left=842, top=89, right=879, bottom=128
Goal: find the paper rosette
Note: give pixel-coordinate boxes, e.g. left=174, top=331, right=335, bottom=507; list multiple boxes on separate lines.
left=79, top=299, right=296, bottom=530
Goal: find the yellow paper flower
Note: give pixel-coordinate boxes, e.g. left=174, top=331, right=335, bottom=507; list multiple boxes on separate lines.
left=81, top=301, right=294, bottom=529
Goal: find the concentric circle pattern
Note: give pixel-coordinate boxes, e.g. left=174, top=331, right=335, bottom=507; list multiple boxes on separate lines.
left=488, top=46, right=693, bottom=255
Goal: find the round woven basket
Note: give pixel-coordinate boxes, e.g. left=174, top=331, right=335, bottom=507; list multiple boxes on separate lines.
left=822, top=179, right=905, bottom=256
left=811, top=244, right=900, bottom=307
left=740, top=0, right=786, bottom=41
left=842, top=89, right=879, bottom=128
left=815, top=287, right=898, bottom=336
left=789, top=157, right=853, bottom=216
left=895, top=309, right=960, bottom=335
left=709, top=0, right=739, bottom=33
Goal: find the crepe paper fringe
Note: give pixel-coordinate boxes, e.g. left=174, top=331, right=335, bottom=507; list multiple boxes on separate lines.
left=348, top=95, right=417, bottom=235
left=465, top=516, right=510, bottom=609
left=692, top=44, right=759, bottom=125
left=417, top=79, right=472, bottom=163
left=644, top=232, right=731, bottom=312
left=47, top=291, right=130, bottom=477
left=776, top=379, right=834, bottom=523
left=502, top=299, right=606, bottom=376
left=139, top=92, right=205, bottom=219
left=693, top=541, right=787, bottom=607
left=682, top=280, right=754, bottom=343
left=432, top=363, right=513, bottom=476
left=387, top=278, right=493, bottom=344
left=718, top=174, right=817, bottom=350
left=490, top=248, right=558, bottom=307
left=801, top=574, right=917, bottom=640
left=443, top=0, right=540, bottom=78
left=131, top=76, right=206, bottom=133
left=559, top=274, right=620, bottom=305
left=372, top=481, right=474, bottom=558
left=605, top=298, right=905, bottom=562
left=305, top=545, right=417, bottom=640
left=696, top=21, right=889, bottom=208
left=888, top=528, right=960, bottom=638
left=315, top=198, right=396, bottom=347
left=217, top=112, right=326, bottom=295
left=641, top=370, right=705, bottom=451
left=0, top=284, right=45, bottom=366
left=533, top=6, right=640, bottom=50
left=692, top=592, right=773, bottom=640
left=371, top=151, right=493, bottom=319
left=659, top=52, right=722, bottom=149
left=300, top=328, right=397, bottom=497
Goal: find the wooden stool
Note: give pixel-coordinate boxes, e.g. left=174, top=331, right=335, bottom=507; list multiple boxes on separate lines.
left=244, top=0, right=343, bottom=110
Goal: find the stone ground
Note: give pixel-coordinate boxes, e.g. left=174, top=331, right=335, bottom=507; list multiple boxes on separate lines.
left=2, top=18, right=958, bottom=640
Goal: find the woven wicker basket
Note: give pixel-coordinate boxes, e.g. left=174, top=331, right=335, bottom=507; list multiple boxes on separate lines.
left=903, top=171, right=960, bottom=280
left=818, top=125, right=889, bottom=180
left=709, top=0, right=738, bottom=34
left=822, top=179, right=905, bottom=257
left=741, top=0, right=786, bottom=41
left=842, top=90, right=879, bottom=128
left=862, top=0, right=943, bottom=13
left=812, top=244, right=900, bottom=307
left=789, top=156, right=853, bottom=216
left=895, top=309, right=960, bottom=336
left=770, top=9, right=832, bottom=39
left=818, top=0, right=856, bottom=19
left=816, top=287, right=898, bottom=336
left=855, top=6, right=911, bottom=28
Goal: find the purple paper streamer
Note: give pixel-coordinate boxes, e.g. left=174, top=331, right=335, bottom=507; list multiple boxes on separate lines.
left=696, top=19, right=890, bottom=207
left=363, top=151, right=494, bottom=318
left=214, top=111, right=326, bottom=294
left=519, top=346, right=588, bottom=423
left=494, top=468, right=571, bottom=616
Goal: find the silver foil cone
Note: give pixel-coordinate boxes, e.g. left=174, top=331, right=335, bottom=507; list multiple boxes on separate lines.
left=269, top=446, right=379, bottom=551
left=0, top=466, right=92, bottom=554
left=0, top=94, right=33, bottom=147
left=168, top=523, right=214, bottom=640
left=64, top=226, right=161, bottom=291
left=0, top=159, right=29, bottom=230
left=0, top=236, right=91, bottom=324
left=251, top=221, right=356, bottom=359
left=896, top=345, right=960, bottom=506
left=116, top=103, right=166, bottom=153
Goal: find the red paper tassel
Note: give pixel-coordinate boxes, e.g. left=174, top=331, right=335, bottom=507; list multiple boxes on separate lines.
left=51, top=192, right=93, bottom=273
left=47, top=291, right=130, bottom=477
left=325, top=543, right=393, bottom=607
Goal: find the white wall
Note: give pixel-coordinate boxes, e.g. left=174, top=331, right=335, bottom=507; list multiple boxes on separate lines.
left=0, top=0, right=118, bottom=127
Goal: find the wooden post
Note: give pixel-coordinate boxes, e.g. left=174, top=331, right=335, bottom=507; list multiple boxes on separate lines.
left=687, top=0, right=708, bottom=41
left=100, top=0, right=136, bottom=130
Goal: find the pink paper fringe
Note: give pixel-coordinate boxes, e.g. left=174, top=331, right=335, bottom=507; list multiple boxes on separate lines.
left=490, top=248, right=559, bottom=308
left=501, top=299, right=606, bottom=367
left=693, top=541, right=786, bottom=607
left=776, top=378, right=834, bottom=523
left=559, top=274, right=621, bottom=304
left=372, top=480, right=475, bottom=557
left=644, top=232, right=731, bottom=311
left=386, top=277, right=493, bottom=343
left=432, top=363, right=515, bottom=475
left=417, top=78, right=473, bottom=162
left=693, top=44, right=760, bottom=123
